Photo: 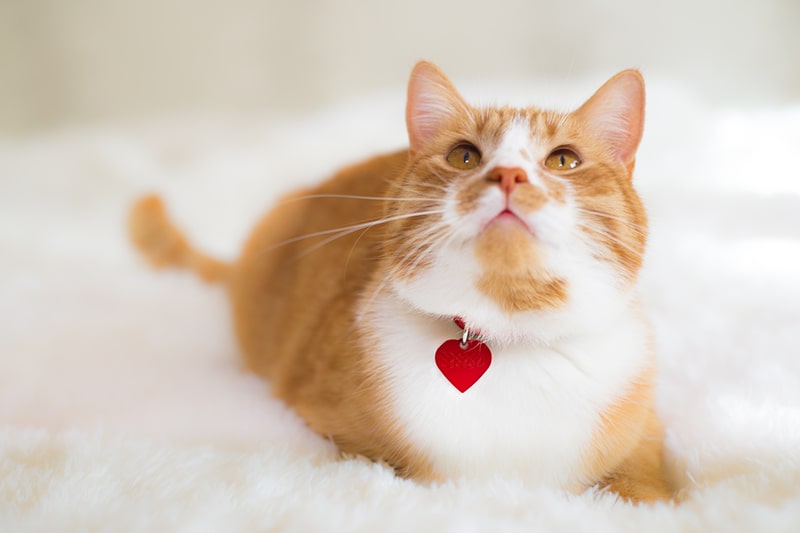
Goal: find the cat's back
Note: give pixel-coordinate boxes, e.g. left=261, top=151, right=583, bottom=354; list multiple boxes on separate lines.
left=229, top=149, right=408, bottom=380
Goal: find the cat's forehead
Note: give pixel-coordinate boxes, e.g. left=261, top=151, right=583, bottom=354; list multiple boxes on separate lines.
left=491, top=117, right=536, bottom=168
left=474, top=107, right=561, bottom=167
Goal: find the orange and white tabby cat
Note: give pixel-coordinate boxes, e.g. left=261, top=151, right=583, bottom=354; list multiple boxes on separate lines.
left=130, top=61, right=671, bottom=502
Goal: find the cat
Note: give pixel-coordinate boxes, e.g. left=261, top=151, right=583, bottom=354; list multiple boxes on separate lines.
left=129, top=61, right=671, bottom=503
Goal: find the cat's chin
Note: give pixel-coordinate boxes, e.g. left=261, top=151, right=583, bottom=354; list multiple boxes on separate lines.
left=474, top=216, right=537, bottom=268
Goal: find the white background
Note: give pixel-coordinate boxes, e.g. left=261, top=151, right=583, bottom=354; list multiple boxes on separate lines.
left=2, top=0, right=798, bottom=133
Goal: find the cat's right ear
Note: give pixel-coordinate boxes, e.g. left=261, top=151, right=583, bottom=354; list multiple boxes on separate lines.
left=574, top=69, right=646, bottom=168
left=406, top=62, right=470, bottom=152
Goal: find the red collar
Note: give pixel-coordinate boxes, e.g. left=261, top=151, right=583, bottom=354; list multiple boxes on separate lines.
left=453, top=316, right=484, bottom=339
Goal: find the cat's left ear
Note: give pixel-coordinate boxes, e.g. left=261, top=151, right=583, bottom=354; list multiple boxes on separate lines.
left=406, top=61, right=471, bottom=152
left=574, top=70, right=645, bottom=168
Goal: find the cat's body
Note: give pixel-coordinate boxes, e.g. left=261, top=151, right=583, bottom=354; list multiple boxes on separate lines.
left=130, top=62, right=671, bottom=502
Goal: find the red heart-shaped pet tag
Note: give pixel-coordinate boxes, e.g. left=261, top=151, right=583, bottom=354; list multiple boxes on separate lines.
left=435, top=339, right=492, bottom=392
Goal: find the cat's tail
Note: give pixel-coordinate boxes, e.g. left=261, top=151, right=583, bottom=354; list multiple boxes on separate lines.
left=128, top=194, right=230, bottom=283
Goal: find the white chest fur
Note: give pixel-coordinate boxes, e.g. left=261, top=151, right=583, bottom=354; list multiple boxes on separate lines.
left=361, top=293, right=651, bottom=489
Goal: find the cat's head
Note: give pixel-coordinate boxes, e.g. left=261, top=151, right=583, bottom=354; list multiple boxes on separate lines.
left=381, top=62, right=647, bottom=343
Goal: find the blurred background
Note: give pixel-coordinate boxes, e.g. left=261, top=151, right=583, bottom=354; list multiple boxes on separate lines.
left=1, top=0, right=798, bottom=135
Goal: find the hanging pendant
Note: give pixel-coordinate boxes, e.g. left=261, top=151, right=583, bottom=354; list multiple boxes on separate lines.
left=435, top=318, right=492, bottom=393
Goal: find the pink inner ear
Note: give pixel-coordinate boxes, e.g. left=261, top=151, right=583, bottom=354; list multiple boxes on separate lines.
left=406, top=62, right=468, bottom=152
left=406, top=87, right=439, bottom=151
left=576, top=70, right=645, bottom=165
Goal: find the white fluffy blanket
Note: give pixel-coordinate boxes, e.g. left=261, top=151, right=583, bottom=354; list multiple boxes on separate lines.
left=2, top=79, right=800, bottom=531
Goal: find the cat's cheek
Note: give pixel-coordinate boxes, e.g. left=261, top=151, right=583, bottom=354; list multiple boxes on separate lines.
left=444, top=185, right=506, bottom=240
left=389, top=247, right=485, bottom=317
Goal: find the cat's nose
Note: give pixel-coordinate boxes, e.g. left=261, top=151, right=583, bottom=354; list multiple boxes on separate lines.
left=488, top=167, right=528, bottom=195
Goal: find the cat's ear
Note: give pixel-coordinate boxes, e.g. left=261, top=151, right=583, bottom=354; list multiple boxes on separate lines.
left=406, top=61, right=470, bottom=152
left=574, top=70, right=645, bottom=167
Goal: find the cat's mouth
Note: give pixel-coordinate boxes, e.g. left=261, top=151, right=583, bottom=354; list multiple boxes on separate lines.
left=485, top=208, right=532, bottom=234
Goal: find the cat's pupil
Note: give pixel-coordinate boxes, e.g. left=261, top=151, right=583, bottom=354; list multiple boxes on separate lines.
left=559, top=154, right=566, bottom=167
left=463, top=151, right=471, bottom=165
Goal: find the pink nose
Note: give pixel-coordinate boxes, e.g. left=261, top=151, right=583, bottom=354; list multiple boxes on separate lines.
left=488, top=167, right=528, bottom=195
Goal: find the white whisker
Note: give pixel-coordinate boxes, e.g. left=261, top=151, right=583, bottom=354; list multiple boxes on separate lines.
left=575, top=207, right=647, bottom=235
left=577, top=222, right=644, bottom=259
left=267, top=209, right=446, bottom=251
left=282, top=193, right=445, bottom=204
left=391, top=223, right=457, bottom=278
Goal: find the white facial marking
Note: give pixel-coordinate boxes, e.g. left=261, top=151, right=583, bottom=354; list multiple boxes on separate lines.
left=491, top=119, right=537, bottom=176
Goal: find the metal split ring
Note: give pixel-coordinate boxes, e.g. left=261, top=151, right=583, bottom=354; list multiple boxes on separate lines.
left=460, top=327, right=469, bottom=349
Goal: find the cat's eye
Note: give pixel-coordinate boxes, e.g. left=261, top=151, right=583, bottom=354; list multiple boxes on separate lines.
left=446, top=143, right=482, bottom=170
left=544, top=148, right=581, bottom=171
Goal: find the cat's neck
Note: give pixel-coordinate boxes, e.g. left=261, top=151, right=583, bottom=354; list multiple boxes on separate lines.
left=357, top=281, right=642, bottom=350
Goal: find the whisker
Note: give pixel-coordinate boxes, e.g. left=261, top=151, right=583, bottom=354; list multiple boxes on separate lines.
left=380, top=219, right=449, bottom=247
left=267, top=209, right=446, bottom=251
left=397, top=229, right=454, bottom=277
left=428, top=171, right=456, bottom=188
left=575, top=207, right=648, bottom=235
left=577, top=222, right=644, bottom=259
left=362, top=220, right=460, bottom=310
left=385, top=219, right=450, bottom=249
left=292, top=224, right=372, bottom=260
left=281, top=193, right=446, bottom=204
left=397, top=179, right=450, bottom=194
left=362, top=272, right=393, bottom=312
left=390, top=223, right=457, bottom=278
left=342, top=224, right=379, bottom=276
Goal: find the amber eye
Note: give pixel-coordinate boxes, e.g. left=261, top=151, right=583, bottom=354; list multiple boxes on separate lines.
left=446, top=143, right=482, bottom=170
left=544, top=148, right=581, bottom=170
